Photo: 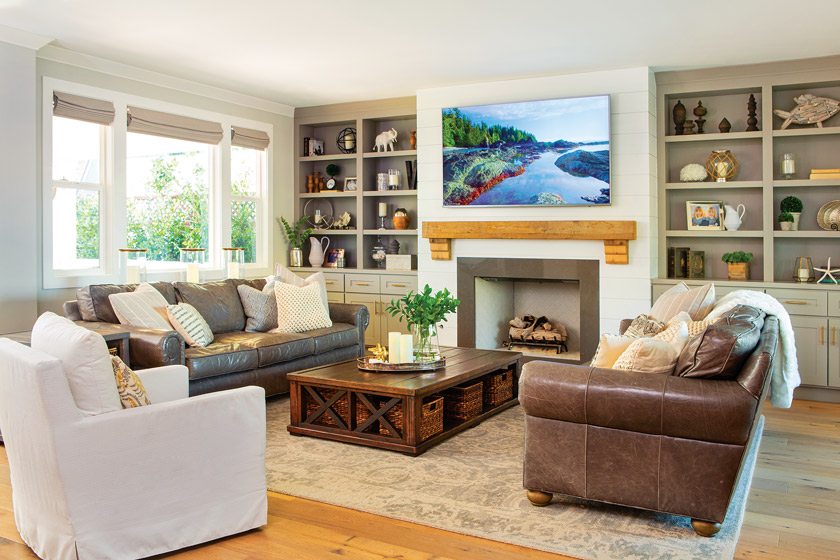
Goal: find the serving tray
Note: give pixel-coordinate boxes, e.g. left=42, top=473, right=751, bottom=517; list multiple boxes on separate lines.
left=357, top=356, right=446, bottom=373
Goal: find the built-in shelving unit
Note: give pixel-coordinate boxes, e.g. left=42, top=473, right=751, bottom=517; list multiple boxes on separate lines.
left=293, top=97, right=419, bottom=271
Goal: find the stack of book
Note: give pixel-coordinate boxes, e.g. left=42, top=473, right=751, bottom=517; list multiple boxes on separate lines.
left=809, top=168, right=840, bottom=180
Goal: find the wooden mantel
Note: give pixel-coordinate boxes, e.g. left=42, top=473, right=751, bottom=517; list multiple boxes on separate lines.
left=421, top=220, right=637, bottom=264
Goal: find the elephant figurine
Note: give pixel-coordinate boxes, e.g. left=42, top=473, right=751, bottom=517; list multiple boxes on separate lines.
left=373, top=128, right=398, bottom=152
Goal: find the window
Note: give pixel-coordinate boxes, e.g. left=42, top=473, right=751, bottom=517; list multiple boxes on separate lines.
left=126, top=133, right=211, bottom=263
left=42, top=79, right=273, bottom=288
left=51, top=116, right=106, bottom=270
left=231, top=145, right=263, bottom=264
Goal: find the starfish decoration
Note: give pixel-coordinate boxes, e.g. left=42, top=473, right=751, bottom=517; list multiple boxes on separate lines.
left=814, top=258, right=840, bottom=284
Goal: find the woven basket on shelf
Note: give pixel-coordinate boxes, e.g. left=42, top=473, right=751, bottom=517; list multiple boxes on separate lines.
left=356, top=395, right=444, bottom=441
left=483, top=369, right=514, bottom=408
left=304, top=387, right=350, bottom=427
left=443, top=381, right=483, bottom=421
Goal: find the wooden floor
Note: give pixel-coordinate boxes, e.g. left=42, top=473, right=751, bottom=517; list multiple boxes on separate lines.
left=0, top=398, right=837, bottom=559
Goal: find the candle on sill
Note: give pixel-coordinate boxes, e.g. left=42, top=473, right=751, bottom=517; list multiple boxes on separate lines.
left=187, top=263, right=200, bottom=283
left=227, top=261, right=241, bottom=279
left=379, top=202, right=387, bottom=217
left=400, top=333, right=413, bottom=363
left=125, top=265, right=141, bottom=284
left=388, top=331, right=401, bottom=364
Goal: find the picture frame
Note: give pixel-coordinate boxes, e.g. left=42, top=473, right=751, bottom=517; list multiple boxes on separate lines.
left=686, top=201, right=724, bottom=230
left=344, top=177, right=357, bottom=191
left=325, top=248, right=344, bottom=268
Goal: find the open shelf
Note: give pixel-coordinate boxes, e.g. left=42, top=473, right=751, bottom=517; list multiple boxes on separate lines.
left=774, top=230, right=840, bottom=238
left=665, top=230, right=763, bottom=238
left=300, top=191, right=358, bottom=198
left=310, top=229, right=358, bottom=236
left=299, top=154, right=357, bottom=163
left=363, top=149, right=417, bottom=159
left=772, top=127, right=840, bottom=138
left=774, top=179, right=840, bottom=187
left=664, top=181, right=762, bottom=190
left=363, top=229, right=418, bottom=236
left=664, top=131, right=763, bottom=143
left=362, top=190, right=419, bottom=197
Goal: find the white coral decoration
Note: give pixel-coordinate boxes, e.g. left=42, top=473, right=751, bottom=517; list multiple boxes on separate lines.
left=680, top=163, right=708, bottom=182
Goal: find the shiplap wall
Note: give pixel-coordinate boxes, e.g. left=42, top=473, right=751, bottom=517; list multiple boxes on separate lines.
left=415, top=67, right=657, bottom=344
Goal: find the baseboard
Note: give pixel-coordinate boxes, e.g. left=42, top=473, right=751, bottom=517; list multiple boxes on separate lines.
left=794, top=386, right=840, bottom=404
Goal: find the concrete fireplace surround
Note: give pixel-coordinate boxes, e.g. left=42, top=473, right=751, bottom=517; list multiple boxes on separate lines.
left=456, top=258, right=600, bottom=363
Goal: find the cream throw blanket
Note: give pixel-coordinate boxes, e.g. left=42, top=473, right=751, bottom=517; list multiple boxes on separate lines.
left=705, top=290, right=800, bottom=408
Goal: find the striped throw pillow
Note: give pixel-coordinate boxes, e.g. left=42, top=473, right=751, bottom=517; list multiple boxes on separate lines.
left=111, top=356, right=151, bottom=408
left=109, top=284, right=172, bottom=330
left=649, top=282, right=715, bottom=323
left=166, top=303, right=214, bottom=347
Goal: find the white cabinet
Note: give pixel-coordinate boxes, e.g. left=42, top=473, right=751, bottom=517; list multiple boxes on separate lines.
left=790, top=316, right=829, bottom=387
left=829, top=318, right=840, bottom=389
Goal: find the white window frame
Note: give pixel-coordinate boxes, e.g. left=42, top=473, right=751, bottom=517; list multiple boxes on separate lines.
left=42, top=77, right=274, bottom=289
left=229, top=144, right=268, bottom=265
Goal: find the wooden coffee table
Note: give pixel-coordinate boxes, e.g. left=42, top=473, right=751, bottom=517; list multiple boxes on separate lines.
left=287, top=347, right=522, bottom=455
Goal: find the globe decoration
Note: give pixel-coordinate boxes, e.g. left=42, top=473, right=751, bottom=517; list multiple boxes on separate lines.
left=337, top=127, right=357, bottom=154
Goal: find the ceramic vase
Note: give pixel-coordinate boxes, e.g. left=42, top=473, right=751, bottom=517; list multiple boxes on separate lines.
left=790, top=212, right=801, bottom=231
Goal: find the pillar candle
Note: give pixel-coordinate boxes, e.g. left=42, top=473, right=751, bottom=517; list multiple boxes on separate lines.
left=125, top=265, right=141, bottom=284
left=378, top=202, right=387, bottom=217
left=227, top=261, right=241, bottom=279
left=187, top=263, right=200, bottom=283
left=388, top=331, right=401, bottom=364
left=400, top=334, right=413, bottom=363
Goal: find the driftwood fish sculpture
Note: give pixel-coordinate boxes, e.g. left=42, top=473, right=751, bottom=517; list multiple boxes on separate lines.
left=774, top=94, right=840, bottom=129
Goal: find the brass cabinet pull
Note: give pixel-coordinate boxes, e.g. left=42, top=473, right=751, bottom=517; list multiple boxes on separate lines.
left=832, top=326, right=836, bottom=346
left=326, top=280, right=334, bottom=284
left=820, top=325, right=825, bottom=345
left=373, top=301, right=379, bottom=315
left=784, top=300, right=808, bottom=305
left=356, top=282, right=370, bottom=286
left=391, top=283, right=407, bottom=287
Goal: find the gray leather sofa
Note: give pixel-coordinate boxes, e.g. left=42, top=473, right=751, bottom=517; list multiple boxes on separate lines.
left=64, top=278, right=369, bottom=397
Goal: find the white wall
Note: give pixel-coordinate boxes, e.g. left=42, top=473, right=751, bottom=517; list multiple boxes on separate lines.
left=0, top=41, right=38, bottom=333
left=34, top=57, right=295, bottom=315
left=416, top=67, right=657, bottom=345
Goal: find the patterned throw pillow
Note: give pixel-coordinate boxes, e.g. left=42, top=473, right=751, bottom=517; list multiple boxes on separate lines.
left=667, top=311, right=715, bottom=337
left=166, top=303, right=214, bottom=347
left=624, top=314, right=666, bottom=337
left=111, top=356, right=151, bottom=408
left=108, top=284, right=172, bottom=330
left=238, top=280, right=277, bottom=332
left=591, top=333, right=637, bottom=368
left=275, top=264, right=330, bottom=314
left=613, top=321, right=689, bottom=374
left=274, top=281, right=332, bottom=333
left=649, top=282, right=715, bottom=323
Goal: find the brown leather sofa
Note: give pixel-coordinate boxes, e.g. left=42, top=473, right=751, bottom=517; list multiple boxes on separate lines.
left=519, top=305, right=778, bottom=537
left=63, top=278, right=369, bottom=397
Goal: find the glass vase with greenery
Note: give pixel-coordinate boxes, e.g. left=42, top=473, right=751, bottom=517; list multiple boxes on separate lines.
left=386, top=285, right=460, bottom=362
left=278, top=216, right=313, bottom=267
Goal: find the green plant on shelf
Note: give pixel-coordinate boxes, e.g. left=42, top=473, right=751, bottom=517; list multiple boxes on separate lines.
left=325, top=164, right=340, bottom=178
left=780, top=196, right=803, bottom=213
left=778, top=212, right=794, bottom=223
left=721, top=251, right=754, bottom=263
left=278, top=216, right=313, bottom=249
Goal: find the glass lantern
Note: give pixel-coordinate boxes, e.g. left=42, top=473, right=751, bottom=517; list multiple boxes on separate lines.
left=388, top=168, right=401, bottom=190
left=793, top=256, right=815, bottom=283
left=179, top=248, right=206, bottom=283
left=222, top=247, right=245, bottom=279
left=780, top=153, right=796, bottom=179
left=705, top=150, right=739, bottom=182
left=371, top=237, right=386, bottom=268
left=119, top=249, right=147, bottom=284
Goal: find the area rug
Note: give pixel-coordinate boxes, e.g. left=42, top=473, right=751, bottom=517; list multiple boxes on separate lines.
left=265, top=397, right=761, bottom=560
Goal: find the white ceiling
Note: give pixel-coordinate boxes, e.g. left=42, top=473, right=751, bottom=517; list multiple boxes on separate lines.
left=2, top=0, right=840, bottom=108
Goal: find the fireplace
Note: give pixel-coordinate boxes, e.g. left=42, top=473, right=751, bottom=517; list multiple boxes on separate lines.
left=456, top=258, right=599, bottom=363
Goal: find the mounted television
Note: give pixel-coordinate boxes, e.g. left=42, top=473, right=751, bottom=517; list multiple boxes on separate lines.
left=442, top=95, right=610, bottom=207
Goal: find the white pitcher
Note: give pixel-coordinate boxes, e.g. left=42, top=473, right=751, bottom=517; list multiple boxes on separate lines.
left=308, top=236, right=330, bottom=267
left=724, top=204, right=745, bottom=231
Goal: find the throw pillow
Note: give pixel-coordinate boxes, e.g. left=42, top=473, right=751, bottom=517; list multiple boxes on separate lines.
left=275, top=264, right=330, bottom=314
left=111, top=356, right=151, bottom=408
left=591, top=334, right=637, bottom=368
left=624, top=314, right=666, bottom=337
left=166, top=303, right=214, bottom=347
left=238, top=280, right=278, bottom=332
left=613, top=321, right=690, bottom=375
left=108, top=283, right=172, bottom=330
left=667, top=311, right=715, bottom=337
left=30, top=312, right=122, bottom=416
left=274, top=281, right=332, bottom=333
left=675, top=305, right=766, bottom=380
left=649, top=282, right=715, bottom=323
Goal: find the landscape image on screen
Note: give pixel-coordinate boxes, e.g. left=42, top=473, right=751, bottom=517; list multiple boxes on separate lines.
left=442, top=95, right=610, bottom=206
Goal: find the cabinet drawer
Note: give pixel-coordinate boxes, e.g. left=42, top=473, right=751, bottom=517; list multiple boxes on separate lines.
left=766, top=288, right=827, bottom=316
left=346, top=274, right=380, bottom=294
left=322, top=273, right=345, bottom=293
left=829, top=292, right=840, bottom=318
left=381, top=276, right=417, bottom=296
left=327, top=291, right=344, bottom=304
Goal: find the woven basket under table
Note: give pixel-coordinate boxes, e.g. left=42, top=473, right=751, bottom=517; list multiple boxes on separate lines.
left=356, top=396, right=444, bottom=441
left=442, top=380, right=483, bottom=421
left=304, top=387, right=350, bottom=427
left=483, top=369, right=514, bottom=408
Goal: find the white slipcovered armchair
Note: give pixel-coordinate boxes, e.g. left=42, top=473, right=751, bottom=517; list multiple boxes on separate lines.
left=0, top=335, right=267, bottom=560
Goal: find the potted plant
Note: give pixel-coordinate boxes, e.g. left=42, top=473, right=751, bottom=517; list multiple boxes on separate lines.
left=722, top=251, right=754, bottom=281
left=386, top=285, right=460, bottom=363
left=278, top=216, right=313, bottom=267
left=780, top=196, right=803, bottom=231
left=778, top=211, right=794, bottom=231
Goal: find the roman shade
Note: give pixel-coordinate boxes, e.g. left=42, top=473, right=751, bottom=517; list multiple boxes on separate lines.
left=127, top=106, right=224, bottom=145
left=53, top=91, right=115, bottom=125
left=231, top=126, right=270, bottom=150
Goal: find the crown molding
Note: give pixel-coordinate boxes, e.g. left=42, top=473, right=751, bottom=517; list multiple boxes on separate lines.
left=0, top=25, right=52, bottom=50
left=37, top=45, right=294, bottom=117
